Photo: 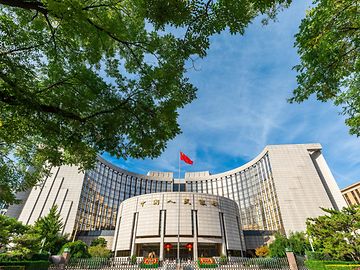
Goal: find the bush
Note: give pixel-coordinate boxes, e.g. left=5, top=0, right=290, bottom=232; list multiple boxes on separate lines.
left=88, top=245, right=111, bottom=258
left=256, top=246, right=270, bottom=257
left=59, top=240, right=90, bottom=258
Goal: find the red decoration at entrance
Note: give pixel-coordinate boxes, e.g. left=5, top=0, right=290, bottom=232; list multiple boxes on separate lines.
left=164, top=243, right=173, bottom=252
left=185, top=243, right=193, bottom=251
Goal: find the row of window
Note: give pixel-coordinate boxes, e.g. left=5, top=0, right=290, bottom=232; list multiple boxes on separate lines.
left=74, top=154, right=284, bottom=233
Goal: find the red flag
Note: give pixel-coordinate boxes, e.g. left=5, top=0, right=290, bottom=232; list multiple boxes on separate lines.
left=180, top=152, right=193, bottom=165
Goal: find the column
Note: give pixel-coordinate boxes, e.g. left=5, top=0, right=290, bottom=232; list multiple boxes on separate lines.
left=159, top=210, right=166, bottom=261
left=130, top=213, right=139, bottom=257
left=192, top=210, right=198, bottom=261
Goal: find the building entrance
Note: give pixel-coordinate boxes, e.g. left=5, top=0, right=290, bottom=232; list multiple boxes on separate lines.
left=163, top=243, right=193, bottom=260
left=136, top=243, right=160, bottom=258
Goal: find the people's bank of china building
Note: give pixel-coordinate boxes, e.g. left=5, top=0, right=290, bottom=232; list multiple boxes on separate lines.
left=6, top=143, right=347, bottom=259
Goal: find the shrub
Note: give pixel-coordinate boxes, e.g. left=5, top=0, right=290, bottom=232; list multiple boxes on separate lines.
left=219, top=254, right=227, bottom=264
left=88, top=245, right=111, bottom=258
left=256, top=246, right=270, bottom=257
left=59, top=241, right=90, bottom=258
left=130, top=255, right=137, bottom=264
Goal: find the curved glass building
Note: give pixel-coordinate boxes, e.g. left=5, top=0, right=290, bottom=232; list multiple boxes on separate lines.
left=5, top=143, right=347, bottom=255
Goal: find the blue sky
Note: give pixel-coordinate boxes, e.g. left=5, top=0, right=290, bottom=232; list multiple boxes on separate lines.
left=103, top=1, right=360, bottom=189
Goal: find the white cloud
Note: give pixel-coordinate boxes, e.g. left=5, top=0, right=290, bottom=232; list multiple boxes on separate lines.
left=106, top=0, right=359, bottom=188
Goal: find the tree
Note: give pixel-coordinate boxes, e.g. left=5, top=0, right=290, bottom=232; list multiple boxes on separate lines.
left=33, top=205, right=68, bottom=254
left=0, top=0, right=291, bottom=204
left=60, top=240, right=90, bottom=258
left=90, top=237, right=107, bottom=247
left=291, top=0, right=360, bottom=136
left=255, top=245, right=270, bottom=257
left=306, top=205, right=360, bottom=261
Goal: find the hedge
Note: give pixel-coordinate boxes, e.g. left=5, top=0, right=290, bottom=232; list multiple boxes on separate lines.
left=0, top=261, right=49, bottom=270
left=138, top=262, right=159, bottom=268
left=305, top=260, right=360, bottom=270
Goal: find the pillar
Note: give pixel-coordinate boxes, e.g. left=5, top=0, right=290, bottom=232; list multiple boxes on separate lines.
left=130, top=213, right=139, bottom=257
left=159, top=210, right=166, bottom=261
left=286, top=251, right=299, bottom=270
left=192, top=210, right=198, bottom=261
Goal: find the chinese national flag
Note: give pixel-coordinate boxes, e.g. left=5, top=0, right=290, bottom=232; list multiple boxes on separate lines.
left=180, top=152, right=193, bottom=165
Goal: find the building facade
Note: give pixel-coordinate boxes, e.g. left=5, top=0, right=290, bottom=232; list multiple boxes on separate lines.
left=113, top=192, right=245, bottom=260
left=5, top=143, right=347, bottom=256
left=341, top=181, right=360, bottom=206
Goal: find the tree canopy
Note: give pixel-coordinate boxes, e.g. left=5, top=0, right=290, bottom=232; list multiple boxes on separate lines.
left=291, top=0, right=360, bottom=136
left=306, top=205, right=360, bottom=261
left=0, top=0, right=291, bottom=204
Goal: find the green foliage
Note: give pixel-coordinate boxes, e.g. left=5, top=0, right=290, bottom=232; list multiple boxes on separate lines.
left=305, top=260, right=360, bottom=270
left=219, top=254, right=227, bottom=264
left=0, top=0, right=291, bottom=204
left=291, top=0, right=360, bottom=136
left=130, top=255, right=137, bottom=265
left=60, top=241, right=90, bottom=259
left=306, top=250, right=331, bottom=261
left=138, top=262, right=159, bottom=268
left=8, top=232, right=41, bottom=260
left=288, top=232, right=311, bottom=255
left=0, top=260, right=49, bottom=270
left=90, top=237, right=107, bottom=247
left=0, top=215, right=42, bottom=260
left=33, top=205, right=67, bottom=255
left=306, top=205, right=360, bottom=261
left=269, top=233, right=288, bottom=258
left=244, top=258, right=289, bottom=269
left=0, top=215, right=29, bottom=250
left=269, top=232, right=310, bottom=257
left=198, top=258, right=217, bottom=268
left=0, top=206, right=68, bottom=260
left=88, top=245, right=111, bottom=258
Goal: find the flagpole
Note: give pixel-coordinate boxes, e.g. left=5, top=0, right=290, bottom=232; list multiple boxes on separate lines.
left=177, top=151, right=180, bottom=267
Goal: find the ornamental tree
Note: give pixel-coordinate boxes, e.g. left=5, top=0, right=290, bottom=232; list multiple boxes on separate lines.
left=33, top=205, right=68, bottom=254
left=0, top=0, right=291, bottom=204
left=291, top=0, right=360, bottom=136
left=306, top=205, right=360, bottom=261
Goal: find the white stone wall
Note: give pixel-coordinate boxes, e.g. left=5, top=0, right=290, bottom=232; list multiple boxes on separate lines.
left=9, top=165, right=84, bottom=235
left=113, top=192, right=244, bottom=254
left=267, top=144, right=346, bottom=235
